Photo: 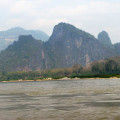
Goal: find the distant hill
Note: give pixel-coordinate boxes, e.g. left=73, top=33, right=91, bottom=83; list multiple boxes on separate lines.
left=0, top=27, right=49, bottom=51
left=0, top=23, right=118, bottom=72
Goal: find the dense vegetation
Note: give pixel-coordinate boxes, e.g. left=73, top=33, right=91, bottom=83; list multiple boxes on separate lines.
left=1, top=57, right=120, bottom=81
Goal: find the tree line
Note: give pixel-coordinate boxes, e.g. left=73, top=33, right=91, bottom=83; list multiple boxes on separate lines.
left=0, top=59, right=120, bottom=81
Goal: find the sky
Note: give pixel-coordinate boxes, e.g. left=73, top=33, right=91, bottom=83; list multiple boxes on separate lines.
left=0, top=0, right=120, bottom=43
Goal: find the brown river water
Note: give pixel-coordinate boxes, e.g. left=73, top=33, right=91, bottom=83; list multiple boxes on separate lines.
left=0, top=79, right=120, bottom=120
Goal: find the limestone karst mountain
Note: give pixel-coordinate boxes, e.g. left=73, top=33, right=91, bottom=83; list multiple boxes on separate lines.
left=0, top=23, right=117, bottom=71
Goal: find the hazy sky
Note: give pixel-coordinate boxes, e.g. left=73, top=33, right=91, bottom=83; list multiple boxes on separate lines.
left=0, top=0, right=120, bottom=43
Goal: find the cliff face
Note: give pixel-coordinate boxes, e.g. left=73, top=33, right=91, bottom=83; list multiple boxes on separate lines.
left=47, top=23, right=115, bottom=68
left=0, top=23, right=117, bottom=71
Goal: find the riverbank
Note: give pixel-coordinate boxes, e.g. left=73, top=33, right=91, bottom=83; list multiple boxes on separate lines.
left=1, top=76, right=119, bottom=83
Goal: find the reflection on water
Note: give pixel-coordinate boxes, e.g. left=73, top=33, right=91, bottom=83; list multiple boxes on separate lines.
left=0, top=79, right=120, bottom=120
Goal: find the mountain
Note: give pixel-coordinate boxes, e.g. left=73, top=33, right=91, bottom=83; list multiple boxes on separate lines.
left=0, top=23, right=117, bottom=72
left=47, top=23, right=116, bottom=68
left=0, top=35, right=47, bottom=71
left=98, top=31, right=113, bottom=48
left=0, top=27, right=49, bottom=51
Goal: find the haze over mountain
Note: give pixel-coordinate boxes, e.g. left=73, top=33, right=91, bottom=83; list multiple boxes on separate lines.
left=0, top=27, right=49, bottom=51
left=0, top=22, right=119, bottom=72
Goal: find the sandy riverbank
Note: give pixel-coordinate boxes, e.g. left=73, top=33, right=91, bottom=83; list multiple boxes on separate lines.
left=0, top=76, right=119, bottom=83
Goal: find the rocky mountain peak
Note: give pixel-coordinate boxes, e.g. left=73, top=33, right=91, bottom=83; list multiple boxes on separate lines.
left=54, top=22, right=76, bottom=32
left=50, top=22, right=76, bottom=38
left=98, top=31, right=112, bottom=47
left=49, top=22, right=95, bottom=44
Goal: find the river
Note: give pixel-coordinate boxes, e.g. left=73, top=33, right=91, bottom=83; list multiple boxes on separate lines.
left=0, top=79, right=120, bottom=120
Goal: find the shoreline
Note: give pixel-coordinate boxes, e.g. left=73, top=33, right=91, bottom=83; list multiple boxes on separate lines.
left=0, top=77, right=119, bottom=83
